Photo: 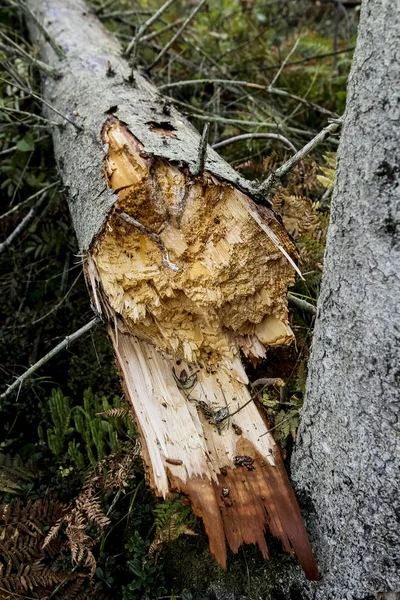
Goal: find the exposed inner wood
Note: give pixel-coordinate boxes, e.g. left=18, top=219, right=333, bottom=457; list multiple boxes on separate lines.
left=86, top=118, right=318, bottom=579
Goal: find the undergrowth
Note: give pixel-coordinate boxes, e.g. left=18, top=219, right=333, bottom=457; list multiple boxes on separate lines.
left=0, top=0, right=357, bottom=597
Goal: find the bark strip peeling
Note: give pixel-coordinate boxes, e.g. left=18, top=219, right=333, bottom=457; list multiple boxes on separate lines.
left=25, top=0, right=318, bottom=579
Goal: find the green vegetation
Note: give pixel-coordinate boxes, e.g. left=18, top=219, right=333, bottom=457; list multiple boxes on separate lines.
left=0, top=0, right=358, bottom=597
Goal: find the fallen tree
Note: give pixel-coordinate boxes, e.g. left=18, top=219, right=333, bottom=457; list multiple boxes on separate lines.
left=23, top=0, right=319, bottom=578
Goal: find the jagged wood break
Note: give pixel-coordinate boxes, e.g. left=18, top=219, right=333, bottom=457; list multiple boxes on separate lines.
left=85, top=119, right=318, bottom=578
left=24, top=0, right=317, bottom=579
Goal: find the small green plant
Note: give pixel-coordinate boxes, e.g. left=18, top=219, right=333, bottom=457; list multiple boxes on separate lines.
left=261, top=393, right=303, bottom=447
left=150, top=495, right=197, bottom=556
left=45, top=388, right=136, bottom=467
left=122, top=531, right=167, bottom=600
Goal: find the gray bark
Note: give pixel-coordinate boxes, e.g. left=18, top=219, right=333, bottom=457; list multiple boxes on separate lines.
left=25, top=0, right=259, bottom=251
left=292, top=1, right=400, bottom=598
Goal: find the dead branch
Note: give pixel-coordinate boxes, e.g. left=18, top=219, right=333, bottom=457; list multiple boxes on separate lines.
left=0, top=181, right=59, bottom=221
left=288, top=293, right=317, bottom=316
left=0, top=31, right=59, bottom=78
left=147, top=0, right=207, bottom=71
left=9, top=0, right=65, bottom=58
left=124, top=0, right=177, bottom=59
left=212, top=132, right=297, bottom=153
left=1, top=318, right=99, bottom=401
left=258, top=117, right=344, bottom=197
left=0, top=192, right=47, bottom=255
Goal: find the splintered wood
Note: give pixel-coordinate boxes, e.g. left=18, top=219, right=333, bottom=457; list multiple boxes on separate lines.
left=86, top=118, right=318, bottom=579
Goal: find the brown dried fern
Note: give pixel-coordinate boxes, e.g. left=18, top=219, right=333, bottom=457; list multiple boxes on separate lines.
left=0, top=498, right=69, bottom=599
left=0, top=454, right=38, bottom=495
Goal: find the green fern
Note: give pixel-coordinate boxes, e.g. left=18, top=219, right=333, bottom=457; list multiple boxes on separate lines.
left=47, top=389, right=73, bottom=456
left=149, top=495, right=197, bottom=556
left=45, top=388, right=136, bottom=468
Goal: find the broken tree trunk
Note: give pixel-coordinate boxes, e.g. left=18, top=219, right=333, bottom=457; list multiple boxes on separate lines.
left=25, top=0, right=318, bottom=579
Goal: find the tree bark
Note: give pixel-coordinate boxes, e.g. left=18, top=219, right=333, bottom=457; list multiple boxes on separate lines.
left=292, top=0, right=400, bottom=597
left=25, top=0, right=318, bottom=579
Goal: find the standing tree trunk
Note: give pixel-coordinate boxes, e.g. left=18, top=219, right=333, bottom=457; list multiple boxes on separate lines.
left=24, top=0, right=318, bottom=579
left=292, top=0, right=400, bottom=597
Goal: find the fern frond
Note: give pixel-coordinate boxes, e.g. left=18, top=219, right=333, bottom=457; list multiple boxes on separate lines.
left=75, top=495, right=110, bottom=531
left=0, top=454, right=37, bottom=494
left=95, top=407, right=130, bottom=418
left=317, top=152, right=337, bottom=189
left=41, top=519, right=62, bottom=550
left=150, top=495, right=197, bottom=555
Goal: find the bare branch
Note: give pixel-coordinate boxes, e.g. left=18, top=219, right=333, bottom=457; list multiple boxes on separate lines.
left=31, top=271, right=82, bottom=325
left=0, top=105, right=60, bottom=126
left=189, top=112, right=316, bottom=138
left=9, top=0, right=65, bottom=58
left=0, top=318, right=99, bottom=401
left=141, top=17, right=185, bottom=43
left=258, top=117, right=343, bottom=197
left=269, top=38, right=300, bottom=89
left=0, top=134, right=49, bottom=157
left=148, top=0, right=207, bottom=72
left=0, top=192, right=47, bottom=255
left=288, top=293, right=317, bottom=316
left=0, top=182, right=59, bottom=221
left=159, top=78, right=338, bottom=118
left=258, top=411, right=300, bottom=439
left=212, top=132, right=297, bottom=153
left=124, top=0, right=177, bottom=59
left=0, top=30, right=59, bottom=78
left=0, top=77, right=82, bottom=130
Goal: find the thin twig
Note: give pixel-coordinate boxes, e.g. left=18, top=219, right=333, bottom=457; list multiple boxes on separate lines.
left=194, top=122, right=210, bottom=175
left=124, top=0, right=177, bottom=59
left=288, top=293, right=317, bottom=316
left=266, top=86, right=338, bottom=118
left=1, top=318, right=99, bottom=401
left=141, top=17, right=186, bottom=43
left=0, top=193, right=47, bottom=255
left=258, top=117, right=343, bottom=197
left=94, top=0, right=117, bottom=14
left=212, top=132, right=297, bottom=153
left=148, top=0, right=207, bottom=72
left=0, top=182, right=59, bottom=221
left=0, top=31, right=59, bottom=78
left=269, top=38, right=300, bottom=88
left=258, top=411, right=300, bottom=439
left=159, top=77, right=338, bottom=118
left=31, top=271, right=82, bottom=325
left=9, top=0, right=65, bottom=58
left=0, top=134, right=49, bottom=156
left=0, top=77, right=82, bottom=130
left=220, top=378, right=285, bottom=422
left=188, top=113, right=319, bottom=139
left=250, top=377, right=285, bottom=389
left=0, top=105, right=60, bottom=126
left=239, top=46, right=356, bottom=74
